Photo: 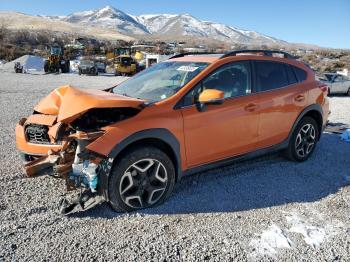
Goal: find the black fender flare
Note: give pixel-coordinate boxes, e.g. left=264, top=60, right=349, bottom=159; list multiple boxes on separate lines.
left=287, top=104, right=323, bottom=142
left=98, top=128, right=182, bottom=201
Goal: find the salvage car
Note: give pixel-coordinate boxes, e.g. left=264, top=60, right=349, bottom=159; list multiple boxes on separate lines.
left=96, top=62, right=106, bottom=74
left=78, top=60, right=98, bottom=75
left=319, top=73, right=350, bottom=95
left=15, top=50, right=329, bottom=214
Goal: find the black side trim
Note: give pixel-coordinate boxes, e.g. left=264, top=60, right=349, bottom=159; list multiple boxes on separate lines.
left=108, top=129, right=180, bottom=161
left=183, top=140, right=289, bottom=177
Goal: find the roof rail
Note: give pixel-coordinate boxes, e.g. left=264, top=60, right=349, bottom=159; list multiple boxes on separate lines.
left=221, top=50, right=295, bottom=59
left=169, top=52, right=219, bottom=59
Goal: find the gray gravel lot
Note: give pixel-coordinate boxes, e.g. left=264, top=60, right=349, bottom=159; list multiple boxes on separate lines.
left=0, top=71, right=349, bottom=261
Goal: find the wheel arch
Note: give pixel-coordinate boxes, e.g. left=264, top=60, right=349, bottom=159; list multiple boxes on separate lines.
left=289, top=104, right=323, bottom=141
left=108, top=128, right=182, bottom=181
left=98, top=128, right=182, bottom=202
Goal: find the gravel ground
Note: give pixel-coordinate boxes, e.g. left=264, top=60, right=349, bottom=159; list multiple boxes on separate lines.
left=0, top=71, right=349, bottom=261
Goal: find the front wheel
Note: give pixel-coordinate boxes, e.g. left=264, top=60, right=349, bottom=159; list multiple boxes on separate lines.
left=286, top=116, right=319, bottom=162
left=108, top=146, right=176, bottom=212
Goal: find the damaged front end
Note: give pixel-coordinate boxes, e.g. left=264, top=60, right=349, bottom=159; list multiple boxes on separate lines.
left=16, top=86, right=144, bottom=215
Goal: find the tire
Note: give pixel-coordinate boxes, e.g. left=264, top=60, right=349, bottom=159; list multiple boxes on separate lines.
left=108, top=146, right=176, bottom=212
left=347, top=88, right=350, bottom=96
left=286, top=116, right=319, bottom=162
left=44, top=61, right=49, bottom=73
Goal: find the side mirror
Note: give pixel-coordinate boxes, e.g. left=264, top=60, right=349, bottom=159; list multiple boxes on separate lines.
left=197, top=89, right=224, bottom=111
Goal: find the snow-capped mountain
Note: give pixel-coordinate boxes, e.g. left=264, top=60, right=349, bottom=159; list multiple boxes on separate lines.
left=59, top=6, right=150, bottom=35
left=50, top=6, right=286, bottom=45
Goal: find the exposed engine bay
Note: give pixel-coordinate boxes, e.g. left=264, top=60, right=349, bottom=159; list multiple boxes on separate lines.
left=20, top=108, right=139, bottom=214
left=16, top=85, right=144, bottom=215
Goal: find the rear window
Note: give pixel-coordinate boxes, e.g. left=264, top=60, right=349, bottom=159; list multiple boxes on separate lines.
left=255, top=61, right=289, bottom=91
left=293, top=66, right=307, bottom=82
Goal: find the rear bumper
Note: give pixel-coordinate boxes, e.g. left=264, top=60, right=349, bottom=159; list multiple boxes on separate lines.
left=15, top=120, right=63, bottom=156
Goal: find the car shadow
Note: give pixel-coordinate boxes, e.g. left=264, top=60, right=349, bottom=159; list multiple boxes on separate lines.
left=70, top=132, right=350, bottom=218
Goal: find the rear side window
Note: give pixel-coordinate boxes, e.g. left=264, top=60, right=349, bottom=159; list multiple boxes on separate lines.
left=293, top=66, right=307, bottom=82
left=286, top=65, right=298, bottom=85
left=255, top=61, right=289, bottom=91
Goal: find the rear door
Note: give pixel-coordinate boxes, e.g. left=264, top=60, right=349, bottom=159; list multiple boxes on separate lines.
left=180, top=61, right=259, bottom=167
left=332, top=75, right=345, bottom=93
left=254, top=60, right=309, bottom=148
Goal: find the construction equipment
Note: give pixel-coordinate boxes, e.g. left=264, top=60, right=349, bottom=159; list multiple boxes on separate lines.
left=44, top=43, right=70, bottom=73
left=111, top=47, right=137, bottom=76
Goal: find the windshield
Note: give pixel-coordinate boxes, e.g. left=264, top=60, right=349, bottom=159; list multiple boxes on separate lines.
left=51, top=46, right=61, bottom=55
left=80, top=61, right=95, bottom=66
left=115, top=48, right=131, bottom=56
left=320, top=74, right=335, bottom=81
left=113, top=61, right=209, bottom=102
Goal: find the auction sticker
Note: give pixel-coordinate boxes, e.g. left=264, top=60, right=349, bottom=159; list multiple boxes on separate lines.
left=177, top=66, right=199, bottom=72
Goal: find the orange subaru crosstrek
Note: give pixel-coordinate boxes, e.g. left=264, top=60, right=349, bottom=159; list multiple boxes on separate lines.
left=15, top=50, right=329, bottom=214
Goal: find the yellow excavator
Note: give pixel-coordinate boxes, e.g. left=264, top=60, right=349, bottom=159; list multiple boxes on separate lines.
left=44, top=43, right=70, bottom=73
left=111, top=47, right=137, bottom=76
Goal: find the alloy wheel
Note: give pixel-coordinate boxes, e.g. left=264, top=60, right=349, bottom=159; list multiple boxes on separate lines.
left=295, top=123, right=316, bottom=158
left=119, top=158, right=168, bottom=209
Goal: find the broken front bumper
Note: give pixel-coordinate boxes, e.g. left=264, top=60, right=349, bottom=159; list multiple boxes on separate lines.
left=15, top=117, right=110, bottom=214
left=16, top=118, right=63, bottom=156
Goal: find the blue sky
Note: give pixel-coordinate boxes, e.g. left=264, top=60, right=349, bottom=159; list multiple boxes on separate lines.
left=1, top=0, right=349, bottom=49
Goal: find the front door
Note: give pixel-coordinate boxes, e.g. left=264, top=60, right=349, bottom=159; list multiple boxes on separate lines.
left=180, top=61, right=260, bottom=168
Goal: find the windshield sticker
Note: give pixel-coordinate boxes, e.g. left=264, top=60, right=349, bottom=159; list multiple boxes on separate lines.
left=177, top=66, right=199, bottom=72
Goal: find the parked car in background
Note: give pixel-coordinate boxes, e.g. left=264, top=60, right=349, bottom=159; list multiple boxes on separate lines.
left=15, top=50, right=329, bottom=214
left=78, top=60, right=98, bottom=75
left=319, top=73, right=350, bottom=95
left=96, top=62, right=106, bottom=74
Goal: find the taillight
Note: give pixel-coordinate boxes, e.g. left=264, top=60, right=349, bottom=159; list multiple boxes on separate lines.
left=319, top=84, right=328, bottom=94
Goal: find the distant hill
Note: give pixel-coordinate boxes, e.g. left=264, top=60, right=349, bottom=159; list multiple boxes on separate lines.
left=0, top=11, right=134, bottom=41
left=46, top=5, right=287, bottom=46
left=0, top=7, right=322, bottom=49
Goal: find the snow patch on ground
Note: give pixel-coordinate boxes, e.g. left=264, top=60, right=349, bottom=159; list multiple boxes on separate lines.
left=250, top=224, right=292, bottom=256
left=286, top=213, right=326, bottom=248
left=250, top=210, right=344, bottom=258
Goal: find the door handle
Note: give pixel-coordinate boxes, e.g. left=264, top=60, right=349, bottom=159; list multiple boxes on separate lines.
left=244, top=103, right=257, bottom=112
left=294, top=94, right=305, bottom=102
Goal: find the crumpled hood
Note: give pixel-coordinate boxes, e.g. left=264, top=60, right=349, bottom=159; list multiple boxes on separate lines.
left=34, top=85, right=145, bottom=123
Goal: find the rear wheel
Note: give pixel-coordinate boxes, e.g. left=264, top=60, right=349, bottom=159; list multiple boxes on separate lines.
left=108, top=146, right=176, bottom=212
left=286, top=117, right=319, bottom=162
left=347, top=87, right=350, bottom=96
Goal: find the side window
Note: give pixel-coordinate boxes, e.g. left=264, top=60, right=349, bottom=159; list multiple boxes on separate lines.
left=255, top=61, right=289, bottom=91
left=293, top=66, right=307, bottom=82
left=182, top=62, right=251, bottom=106
left=202, top=62, right=251, bottom=99
left=286, top=65, right=298, bottom=85
left=334, top=75, right=343, bottom=82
